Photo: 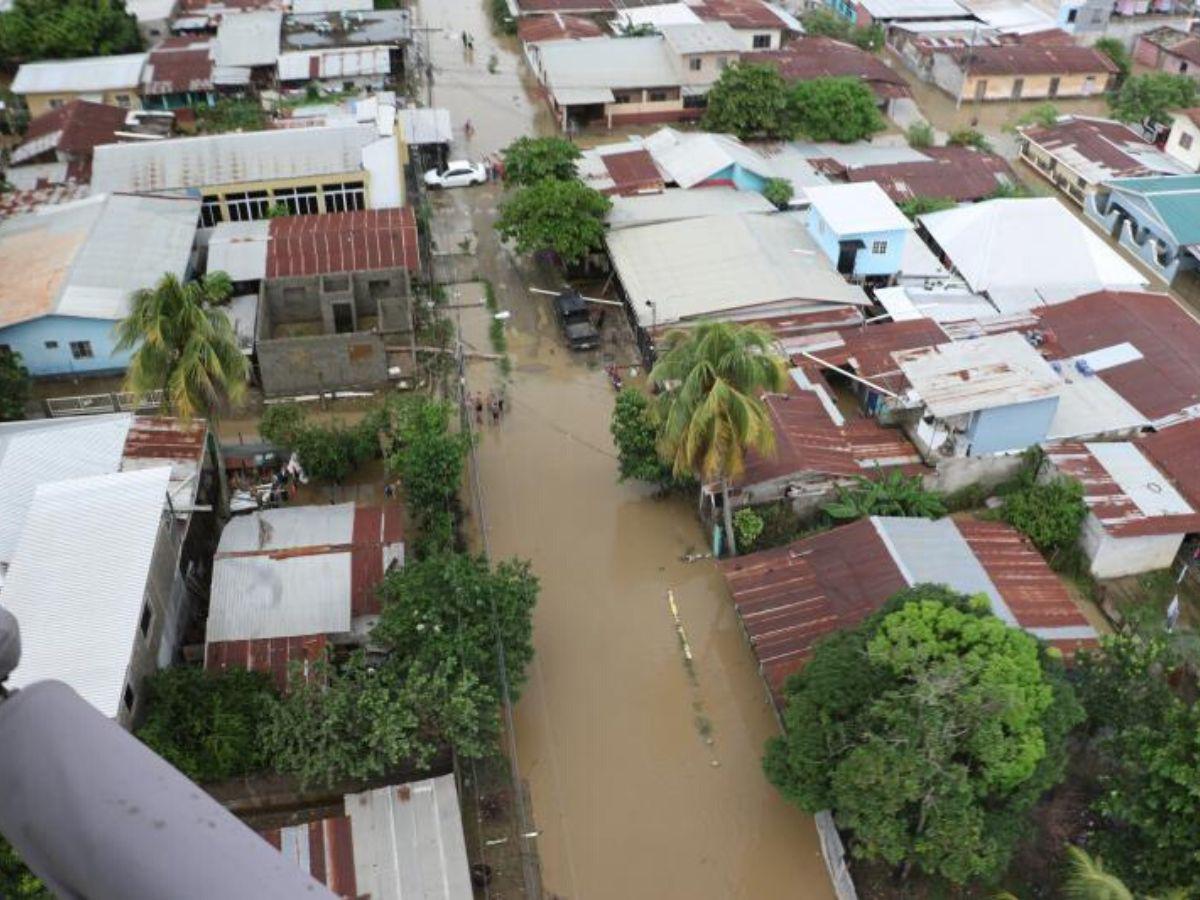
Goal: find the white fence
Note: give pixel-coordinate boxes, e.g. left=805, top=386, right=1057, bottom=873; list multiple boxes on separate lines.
left=815, top=810, right=858, bottom=900
left=45, top=391, right=165, bottom=418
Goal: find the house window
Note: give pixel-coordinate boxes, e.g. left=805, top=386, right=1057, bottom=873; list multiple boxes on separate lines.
left=44, top=340, right=58, bottom=349
left=69, top=340, right=93, bottom=359
left=612, top=92, right=633, bottom=104
left=648, top=90, right=668, bottom=102
left=200, top=195, right=223, bottom=228
left=139, top=603, right=152, bottom=638
left=114, top=94, right=132, bottom=107
left=1181, top=132, right=1194, bottom=150
left=273, top=186, right=319, bottom=216
left=689, top=57, right=702, bottom=71
left=225, top=190, right=271, bottom=222
left=1066, top=8, right=1077, bottom=22
left=123, top=685, right=135, bottom=712
left=752, top=34, right=771, bottom=48
left=323, top=181, right=366, bottom=213
left=48, top=98, right=64, bottom=110
left=872, top=240, right=888, bottom=254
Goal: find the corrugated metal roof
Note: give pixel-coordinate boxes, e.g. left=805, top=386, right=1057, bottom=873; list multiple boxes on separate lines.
left=344, top=777, right=472, bottom=900
left=1139, top=419, right=1200, bottom=511
left=606, top=187, right=775, bottom=229
left=11, top=53, right=147, bottom=95
left=398, top=107, right=452, bottom=146
left=535, top=36, right=679, bottom=99
left=600, top=149, right=663, bottom=196
left=220, top=502, right=356, bottom=551
left=266, top=208, right=419, bottom=277
left=1105, top=175, right=1200, bottom=246
left=207, top=220, right=271, bottom=281
left=91, top=123, right=375, bottom=194
left=278, top=47, right=391, bottom=81
left=215, top=10, right=283, bottom=67
left=261, top=814, right=358, bottom=898
left=1021, top=116, right=1188, bottom=186
left=0, top=193, right=199, bottom=328
left=748, top=37, right=912, bottom=101
left=806, top=182, right=912, bottom=234
left=0, top=466, right=172, bottom=717
left=206, top=634, right=327, bottom=691
left=895, top=331, right=1061, bottom=417
left=660, top=21, right=742, bottom=54
left=845, top=145, right=1017, bottom=204
left=0, top=414, right=132, bottom=566
left=642, top=127, right=776, bottom=190
left=856, top=0, right=969, bottom=17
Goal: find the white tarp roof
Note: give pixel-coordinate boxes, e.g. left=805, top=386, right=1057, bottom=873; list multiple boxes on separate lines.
left=12, top=53, right=147, bottom=95
left=918, top=198, right=1149, bottom=313
left=0, top=466, right=172, bottom=718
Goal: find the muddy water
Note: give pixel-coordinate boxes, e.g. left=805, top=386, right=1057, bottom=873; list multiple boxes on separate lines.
left=460, top=310, right=836, bottom=898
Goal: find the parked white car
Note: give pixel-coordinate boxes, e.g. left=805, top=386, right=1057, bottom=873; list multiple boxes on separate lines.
left=423, top=160, right=487, bottom=189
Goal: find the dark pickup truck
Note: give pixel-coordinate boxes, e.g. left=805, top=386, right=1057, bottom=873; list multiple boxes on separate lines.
left=553, top=290, right=600, bottom=351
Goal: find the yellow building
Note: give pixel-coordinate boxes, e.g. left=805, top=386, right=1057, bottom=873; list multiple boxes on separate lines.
left=12, top=53, right=147, bottom=118
left=932, top=44, right=1117, bottom=104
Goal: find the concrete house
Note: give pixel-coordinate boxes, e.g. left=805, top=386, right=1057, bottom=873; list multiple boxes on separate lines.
left=11, top=53, right=148, bottom=118
left=930, top=44, right=1117, bottom=103
left=842, top=145, right=1016, bottom=204
left=1165, top=109, right=1200, bottom=171
left=0, top=194, right=199, bottom=377
left=1133, top=26, right=1200, bottom=81
left=278, top=10, right=411, bottom=92
left=1087, top=175, right=1200, bottom=282
left=749, top=36, right=912, bottom=113
left=6, top=100, right=131, bottom=183
left=1019, top=115, right=1189, bottom=206
left=91, top=122, right=406, bottom=228
left=804, top=182, right=912, bottom=280
left=1047, top=441, right=1200, bottom=578
left=141, top=35, right=251, bottom=109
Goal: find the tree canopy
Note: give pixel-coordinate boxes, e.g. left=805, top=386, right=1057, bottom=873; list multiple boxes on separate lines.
left=1094, top=37, right=1131, bottom=84
left=799, top=8, right=883, bottom=51
left=763, top=585, right=1083, bottom=885
left=500, top=136, right=582, bottom=186
left=789, top=77, right=885, bottom=143
left=0, top=350, right=30, bottom=422
left=610, top=387, right=675, bottom=486
left=702, top=63, right=796, bottom=140
left=0, top=0, right=140, bottom=62
left=1110, top=73, right=1198, bottom=126
left=495, top=178, right=611, bottom=265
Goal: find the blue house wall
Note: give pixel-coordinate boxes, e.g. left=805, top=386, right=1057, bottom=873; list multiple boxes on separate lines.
left=0, top=316, right=131, bottom=377
left=966, top=397, right=1059, bottom=455
left=706, top=163, right=769, bottom=193
left=806, top=206, right=909, bottom=278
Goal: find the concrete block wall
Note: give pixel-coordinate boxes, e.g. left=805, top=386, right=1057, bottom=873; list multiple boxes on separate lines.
left=257, top=332, right=388, bottom=396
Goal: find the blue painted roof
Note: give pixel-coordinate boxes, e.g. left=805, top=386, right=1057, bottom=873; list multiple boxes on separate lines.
left=1107, top=174, right=1200, bottom=245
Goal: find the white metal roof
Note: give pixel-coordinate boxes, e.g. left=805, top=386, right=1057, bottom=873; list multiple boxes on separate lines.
left=535, top=36, right=679, bottom=102
left=125, top=0, right=176, bottom=21
left=291, top=0, right=372, bottom=12
left=344, top=777, right=473, bottom=900
left=206, top=220, right=270, bottom=281
left=607, top=211, right=869, bottom=327
left=1085, top=441, right=1193, bottom=517
left=11, top=53, right=148, bottom=95
left=91, top=123, right=376, bottom=193
left=1047, top=362, right=1148, bottom=440
left=643, top=127, right=775, bottom=189
left=219, top=502, right=356, bottom=551
left=856, top=0, right=972, bottom=17
left=607, top=187, right=775, bottom=229
left=898, top=233, right=952, bottom=280
left=918, top=198, right=1148, bottom=313
left=876, top=284, right=996, bottom=323
left=0, top=193, right=198, bottom=328
left=398, top=107, right=452, bottom=145
left=805, top=182, right=912, bottom=234
left=0, top=466, right=172, bottom=718
left=660, top=21, right=742, bottom=54
left=613, top=2, right=702, bottom=29
left=215, top=11, right=283, bottom=67
left=278, top=46, right=391, bottom=81
left=896, top=331, right=1061, bottom=417
left=792, top=140, right=930, bottom=168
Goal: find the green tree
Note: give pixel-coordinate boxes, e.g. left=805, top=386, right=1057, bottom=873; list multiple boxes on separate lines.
left=1094, top=37, right=1131, bottom=85
left=611, top=387, right=674, bottom=486
left=799, top=8, right=883, bottom=50
left=116, top=272, right=248, bottom=421
left=948, top=127, right=992, bottom=152
left=1110, top=73, right=1198, bottom=127
left=387, top=398, right=468, bottom=558
left=1061, top=846, right=1135, bottom=900
left=373, top=553, right=539, bottom=701
left=1076, top=634, right=1200, bottom=893
left=899, top=196, right=957, bottom=219
left=761, top=177, right=794, bottom=209
left=500, top=136, right=582, bottom=186
left=763, top=586, right=1084, bottom=885
left=0, top=837, right=49, bottom=899
left=135, top=667, right=278, bottom=783
left=906, top=120, right=934, bottom=148
left=495, top=179, right=611, bottom=265
left=650, top=321, right=788, bottom=555
left=789, top=77, right=885, bottom=142
left=0, top=350, right=30, bottom=421
left=259, top=402, right=307, bottom=447
left=702, top=63, right=796, bottom=140
left=733, top=507, right=764, bottom=550
left=822, top=470, right=946, bottom=520
left=0, top=0, right=140, bottom=62
left=1014, top=102, right=1061, bottom=129
left=1001, top=476, right=1086, bottom=565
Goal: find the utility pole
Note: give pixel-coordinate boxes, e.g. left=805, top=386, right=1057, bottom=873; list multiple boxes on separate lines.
left=410, top=24, right=439, bottom=108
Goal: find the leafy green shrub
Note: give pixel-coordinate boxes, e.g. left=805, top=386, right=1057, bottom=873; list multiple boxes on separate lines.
left=823, top=471, right=946, bottom=521
left=1001, top=476, right=1085, bottom=564
left=0, top=349, right=30, bottom=422
left=898, top=196, right=956, bottom=220
left=136, top=667, right=277, bottom=783
left=611, top=388, right=675, bottom=486
left=762, top=177, right=795, bottom=209
left=259, top=402, right=307, bottom=447
left=906, top=121, right=934, bottom=148
left=947, top=127, right=992, bottom=152
left=733, top=508, right=765, bottom=551
left=0, top=837, right=49, bottom=899
left=489, top=317, right=507, bottom=353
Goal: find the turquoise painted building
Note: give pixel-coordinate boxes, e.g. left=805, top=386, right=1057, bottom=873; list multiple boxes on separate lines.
left=1087, top=174, right=1200, bottom=283
left=0, top=194, right=199, bottom=377
left=804, top=182, right=912, bottom=280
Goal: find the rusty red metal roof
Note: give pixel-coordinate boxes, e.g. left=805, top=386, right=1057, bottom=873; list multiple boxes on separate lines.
left=205, top=634, right=327, bottom=692
left=601, top=149, right=664, bottom=196
left=721, top=519, right=909, bottom=701
left=516, top=0, right=613, bottom=12
left=123, top=415, right=207, bottom=461
left=845, top=145, right=1016, bottom=203
left=260, top=814, right=357, bottom=898
left=1141, top=26, right=1200, bottom=67
left=517, top=12, right=604, bottom=42
left=748, top=37, right=912, bottom=101
left=266, top=208, right=420, bottom=278
left=1021, top=116, right=1166, bottom=181
left=695, top=0, right=790, bottom=30
left=1036, top=291, right=1200, bottom=423
left=806, top=318, right=949, bottom=395
left=143, top=40, right=215, bottom=95
left=949, top=44, right=1117, bottom=77
left=1139, top=419, right=1200, bottom=512
left=18, top=100, right=128, bottom=160
left=1046, top=441, right=1200, bottom=537
left=350, top=503, right=403, bottom=617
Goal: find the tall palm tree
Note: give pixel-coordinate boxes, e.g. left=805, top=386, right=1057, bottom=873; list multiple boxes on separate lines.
left=650, top=321, right=787, bottom=555
left=1054, top=846, right=1187, bottom=900
left=116, top=272, right=248, bottom=422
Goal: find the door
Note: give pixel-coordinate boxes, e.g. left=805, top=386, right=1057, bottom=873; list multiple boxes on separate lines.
left=974, top=79, right=987, bottom=101
left=1011, top=78, right=1024, bottom=99
left=332, top=302, right=354, bottom=334
left=836, top=240, right=862, bottom=275
left=1048, top=76, right=1060, bottom=98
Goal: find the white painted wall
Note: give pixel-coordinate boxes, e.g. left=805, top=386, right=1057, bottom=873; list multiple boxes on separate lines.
left=1165, top=114, right=1200, bottom=172
left=1082, top=512, right=1185, bottom=578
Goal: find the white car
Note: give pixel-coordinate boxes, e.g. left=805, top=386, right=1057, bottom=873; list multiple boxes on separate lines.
left=423, top=160, right=487, bottom=189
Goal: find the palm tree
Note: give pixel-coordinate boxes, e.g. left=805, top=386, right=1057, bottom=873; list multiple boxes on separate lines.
left=1055, top=846, right=1188, bottom=900
left=650, top=321, right=787, bottom=555
left=116, top=272, right=248, bottom=422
